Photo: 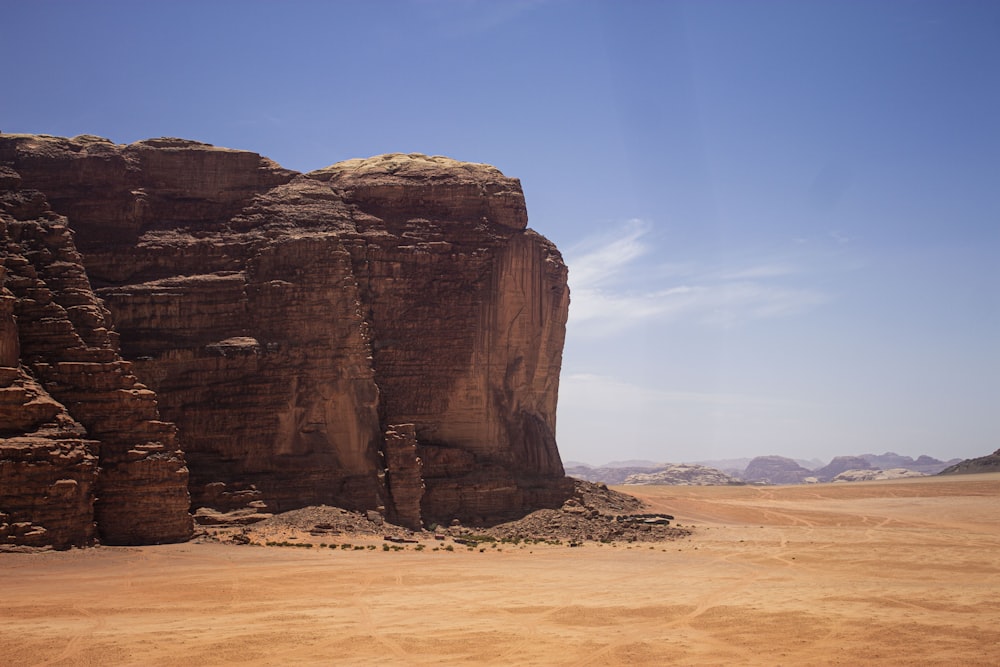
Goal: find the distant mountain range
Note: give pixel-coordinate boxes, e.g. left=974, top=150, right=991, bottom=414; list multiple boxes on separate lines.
left=566, top=451, right=968, bottom=486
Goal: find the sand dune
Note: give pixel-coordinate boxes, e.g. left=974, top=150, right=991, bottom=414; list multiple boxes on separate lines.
left=2, top=474, right=998, bottom=665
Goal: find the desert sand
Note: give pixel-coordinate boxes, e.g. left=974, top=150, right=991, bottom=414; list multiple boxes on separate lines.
left=2, top=473, right=998, bottom=666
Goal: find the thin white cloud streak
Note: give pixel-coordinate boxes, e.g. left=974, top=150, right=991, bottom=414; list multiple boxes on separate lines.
left=565, top=218, right=651, bottom=290
left=565, top=220, right=828, bottom=336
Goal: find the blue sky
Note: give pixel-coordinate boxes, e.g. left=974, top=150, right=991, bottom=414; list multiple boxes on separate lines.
left=3, top=0, right=997, bottom=465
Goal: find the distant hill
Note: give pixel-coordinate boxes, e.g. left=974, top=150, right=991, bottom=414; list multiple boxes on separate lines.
left=859, top=452, right=959, bottom=474
left=743, top=456, right=814, bottom=484
left=567, top=451, right=969, bottom=485
left=564, top=460, right=664, bottom=469
left=832, top=468, right=927, bottom=482
left=813, top=456, right=874, bottom=482
left=565, top=464, right=662, bottom=485
left=938, top=449, right=1000, bottom=475
left=623, top=463, right=744, bottom=486
left=688, top=458, right=752, bottom=476
left=689, top=457, right=822, bottom=474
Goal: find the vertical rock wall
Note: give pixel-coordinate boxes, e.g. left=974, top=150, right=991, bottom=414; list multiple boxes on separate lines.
left=382, top=424, right=424, bottom=530
left=1, top=135, right=571, bottom=543
left=0, top=156, right=192, bottom=546
left=313, top=154, right=572, bottom=522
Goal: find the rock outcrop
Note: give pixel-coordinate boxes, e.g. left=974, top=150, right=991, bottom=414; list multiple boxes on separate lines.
left=831, top=468, right=927, bottom=482
left=743, top=455, right=814, bottom=485
left=938, top=449, right=1000, bottom=475
left=0, top=134, right=571, bottom=545
left=0, top=155, right=193, bottom=547
left=860, top=452, right=960, bottom=475
left=565, top=463, right=665, bottom=486
left=813, top=456, right=873, bottom=482
left=0, top=365, right=98, bottom=549
left=623, top=463, right=743, bottom=486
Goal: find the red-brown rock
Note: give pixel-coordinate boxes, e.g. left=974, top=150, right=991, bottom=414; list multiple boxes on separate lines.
left=0, top=134, right=572, bottom=542
left=1, top=157, right=193, bottom=547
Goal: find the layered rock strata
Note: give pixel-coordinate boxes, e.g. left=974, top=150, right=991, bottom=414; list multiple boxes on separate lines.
left=0, top=134, right=571, bottom=543
left=0, top=159, right=193, bottom=546
left=0, top=361, right=98, bottom=549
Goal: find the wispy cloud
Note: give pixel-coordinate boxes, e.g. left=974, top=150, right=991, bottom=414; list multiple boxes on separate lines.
left=565, top=218, right=651, bottom=290
left=565, top=220, right=828, bottom=336
left=828, top=229, right=853, bottom=245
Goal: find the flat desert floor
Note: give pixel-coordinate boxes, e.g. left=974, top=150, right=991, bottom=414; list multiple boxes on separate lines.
left=2, top=474, right=999, bottom=666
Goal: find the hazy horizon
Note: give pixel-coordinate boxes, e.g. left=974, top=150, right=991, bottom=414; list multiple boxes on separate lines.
left=562, top=450, right=962, bottom=470
left=3, top=1, right=997, bottom=465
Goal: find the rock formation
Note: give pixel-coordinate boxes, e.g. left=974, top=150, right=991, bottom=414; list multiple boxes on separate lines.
left=812, top=456, right=873, bottom=482
left=0, top=364, right=98, bottom=549
left=860, top=452, right=959, bottom=475
left=0, top=156, right=193, bottom=546
left=742, top=455, right=814, bottom=485
left=565, top=463, right=666, bottom=486
left=0, top=134, right=571, bottom=547
left=831, top=468, right=926, bottom=482
left=938, top=449, right=1000, bottom=475
left=622, top=463, right=743, bottom=486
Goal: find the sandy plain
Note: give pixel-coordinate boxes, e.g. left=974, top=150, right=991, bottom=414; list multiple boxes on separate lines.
left=2, top=473, right=998, bottom=666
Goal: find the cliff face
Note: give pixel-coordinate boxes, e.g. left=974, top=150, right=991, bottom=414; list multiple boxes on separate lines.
left=0, top=134, right=571, bottom=545
left=0, top=156, right=193, bottom=546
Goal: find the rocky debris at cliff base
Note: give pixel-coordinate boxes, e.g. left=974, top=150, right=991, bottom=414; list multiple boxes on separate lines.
left=199, top=481, right=692, bottom=547
left=192, top=506, right=273, bottom=526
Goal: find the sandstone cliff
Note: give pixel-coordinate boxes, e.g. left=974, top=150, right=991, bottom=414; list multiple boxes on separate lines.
left=0, top=134, right=571, bottom=546
left=0, top=156, right=193, bottom=546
